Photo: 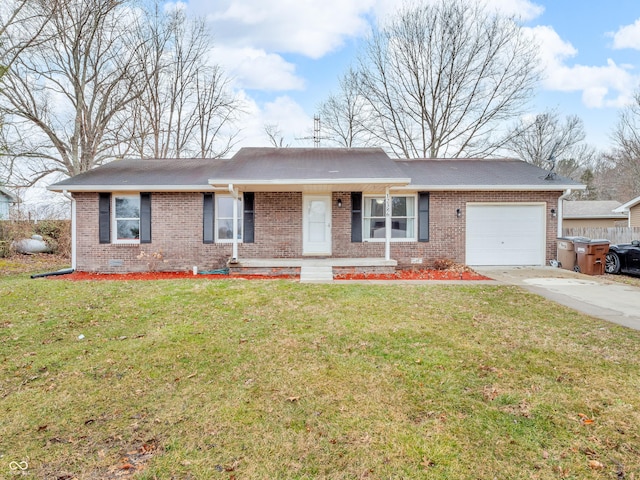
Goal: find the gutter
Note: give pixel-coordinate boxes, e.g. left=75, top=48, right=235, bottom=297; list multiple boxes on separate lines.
left=557, top=189, right=572, bottom=235
left=62, top=190, right=77, bottom=270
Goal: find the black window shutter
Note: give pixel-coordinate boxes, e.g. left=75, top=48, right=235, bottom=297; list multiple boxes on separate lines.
left=418, top=192, right=429, bottom=242
left=140, top=193, right=152, bottom=244
left=98, top=192, right=111, bottom=244
left=243, top=192, right=255, bottom=243
left=203, top=193, right=215, bottom=243
left=351, top=192, right=362, bottom=242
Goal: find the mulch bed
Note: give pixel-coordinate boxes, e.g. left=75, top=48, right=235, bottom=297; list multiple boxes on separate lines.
left=51, top=271, right=297, bottom=281
left=49, top=269, right=490, bottom=281
left=335, top=270, right=490, bottom=281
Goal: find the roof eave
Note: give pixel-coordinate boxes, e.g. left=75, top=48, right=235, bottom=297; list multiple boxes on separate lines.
left=395, top=184, right=584, bottom=191
left=564, top=214, right=628, bottom=219
left=208, top=178, right=412, bottom=186
left=614, top=194, right=640, bottom=212
left=48, top=185, right=217, bottom=192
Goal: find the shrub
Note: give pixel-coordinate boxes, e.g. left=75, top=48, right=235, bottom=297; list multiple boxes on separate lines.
left=432, top=258, right=455, bottom=270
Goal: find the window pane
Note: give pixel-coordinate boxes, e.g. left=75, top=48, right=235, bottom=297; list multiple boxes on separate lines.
left=218, top=219, right=233, bottom=239
left=392, top=197, right=407, bottom=216
left=405, top=197, right=415, bottom=216
left=218, top=219, right=243, bottom=240
left=366, top=198, right=385, bottom=217
left=218, top=196, right=242, bottom=218
left=366, top=219, right=386, bottom=238
left=117, top=219, right=139, bottom=239
left=115, top=197, right=140, bottom=218
left=218, top=197, right=233, bottom=217
left=391, top=218, right=405, bottom=237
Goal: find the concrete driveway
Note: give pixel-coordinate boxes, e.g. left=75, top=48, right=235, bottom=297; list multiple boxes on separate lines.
left=475, top=267, right=640, bottom=330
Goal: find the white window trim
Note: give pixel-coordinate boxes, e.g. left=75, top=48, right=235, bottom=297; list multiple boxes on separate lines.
left=215, top=194, right=244, bottom=243
left=112, top=193, right=140, bottom=244
left=362, top=194, right=417, bottom=242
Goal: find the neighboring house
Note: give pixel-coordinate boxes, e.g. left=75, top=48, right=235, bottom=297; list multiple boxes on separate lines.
left=0, top=187, right=18, bottom=220
left=48, top=147, right=582, bottom=273
left=614, top=195, right=640, bottom=227
left=562, top=200, right=627, bottom=229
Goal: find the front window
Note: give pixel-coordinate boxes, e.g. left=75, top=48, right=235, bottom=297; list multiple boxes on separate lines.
left=113, top=194, right=140, bottom=243
left=363, top=195, right=416, bottom=241
left=216, top=195, right=243, bottom=242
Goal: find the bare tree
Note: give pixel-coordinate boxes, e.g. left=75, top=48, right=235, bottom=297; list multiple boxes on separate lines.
left=264, top=123, right=290, bottom=148
left=505, top=110, right=597, bottom=179
left=349, top=0, right=539, bottom=158
left=124, top=5, right=239, bottom=159
left=0, top=0, right=151, bottom=184
left=1, top=0, right=54, bottom=184
left=318, top=68, right=372, bottom=147
left=609, top=90, right=640, bottom=198
left=0, top=0, right=52, bottom=75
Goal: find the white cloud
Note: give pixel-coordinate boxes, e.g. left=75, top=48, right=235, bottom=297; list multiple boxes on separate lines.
left=191, top=0, right=376, bottom=59
left=484, top=0, right=544, bottom=21
left=233, top=93, right=314, bottom=148
left=526, top=25, right=637, bottom=108
left=611, top=18, right=640, bottom=50
left=211, top=47, right=305, bottom=91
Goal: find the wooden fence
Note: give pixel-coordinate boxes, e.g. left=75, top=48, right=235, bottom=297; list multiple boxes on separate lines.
left=562, top=227, right=640, bottom=244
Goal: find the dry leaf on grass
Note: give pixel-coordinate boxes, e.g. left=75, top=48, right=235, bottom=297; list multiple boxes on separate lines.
left=578, top=413, right=595, bottom=425
left=588, top=460, right=604, bottom=469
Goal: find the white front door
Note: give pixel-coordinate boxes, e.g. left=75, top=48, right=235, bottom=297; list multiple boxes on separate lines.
left=303, top=195, right=332, bottom=255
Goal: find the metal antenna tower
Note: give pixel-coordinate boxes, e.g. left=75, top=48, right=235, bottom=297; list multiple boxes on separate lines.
left=297, top=114, right=326, bottom=147
left=313, top=115, right=321, bottom=147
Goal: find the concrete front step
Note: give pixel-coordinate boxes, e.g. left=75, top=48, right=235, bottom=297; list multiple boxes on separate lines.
left=228, top=257, right=398, bottom=278
left=300, top=265, right=334, bottom=283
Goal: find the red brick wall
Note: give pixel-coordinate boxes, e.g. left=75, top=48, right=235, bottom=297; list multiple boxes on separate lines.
left=332, top=191, right=560, bottom=266
left=73, top=190, right=561, bottom=272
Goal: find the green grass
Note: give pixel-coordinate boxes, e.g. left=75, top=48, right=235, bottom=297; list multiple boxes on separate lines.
left=1, top=275, right=639, bottom=479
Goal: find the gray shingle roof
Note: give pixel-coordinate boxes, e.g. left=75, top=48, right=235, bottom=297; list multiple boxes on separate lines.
left=563, top=200, right=626, bottom=218
left=49, top=158, right=228, bottom=191
left=48, top=148, right=583, bottom=192
left=211, top=147, right=409, bottom=182
left=395, top=158, right=581, bottom=190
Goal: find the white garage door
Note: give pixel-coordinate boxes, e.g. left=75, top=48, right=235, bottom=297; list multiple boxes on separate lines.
left=466, top=204, right=546, bottom=266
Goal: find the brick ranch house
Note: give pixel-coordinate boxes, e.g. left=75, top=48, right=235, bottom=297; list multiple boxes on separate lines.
left=48, top=147, right=583, bottom=274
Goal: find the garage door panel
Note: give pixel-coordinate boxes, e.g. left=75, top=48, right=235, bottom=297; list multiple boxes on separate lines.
left=466, top=205, right=545, bottom=266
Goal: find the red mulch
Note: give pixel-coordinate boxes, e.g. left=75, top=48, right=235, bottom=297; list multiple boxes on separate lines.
left=51, top=271, right=297, bottom=281
left=50, top=269, right=490, bottom=281
left=335, top=270, right=490, bottom=281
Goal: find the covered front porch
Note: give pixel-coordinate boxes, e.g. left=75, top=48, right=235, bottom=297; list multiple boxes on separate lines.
left=228, top=257, right=398, bottom=282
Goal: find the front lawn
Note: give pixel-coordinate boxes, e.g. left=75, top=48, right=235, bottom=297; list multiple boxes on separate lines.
left=1, top=275, right=639, bottom=479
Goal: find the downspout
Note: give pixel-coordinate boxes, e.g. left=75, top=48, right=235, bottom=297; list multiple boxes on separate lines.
left=557, top=189, right=572, bottom=237
left=228, top=184, right=239, bottom=262
left=385, top=187, right=391, bottom=261
left=62, top=190, right=76, bottom=270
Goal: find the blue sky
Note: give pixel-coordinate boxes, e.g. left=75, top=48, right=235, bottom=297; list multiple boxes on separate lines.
left=179, top=0, right=640, bottom=152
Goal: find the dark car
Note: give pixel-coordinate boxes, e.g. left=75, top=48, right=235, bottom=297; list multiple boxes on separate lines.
left=605, top=240, right=640, bottom=275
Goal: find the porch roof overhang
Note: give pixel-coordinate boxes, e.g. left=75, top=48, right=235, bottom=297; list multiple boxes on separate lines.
left=208, top=178, right=411, bottom=193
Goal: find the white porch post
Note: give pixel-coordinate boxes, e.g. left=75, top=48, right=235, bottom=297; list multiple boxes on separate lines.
left=229, top=184, right=239, bottom=261
left=385, top=187, right=391, bottom=261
